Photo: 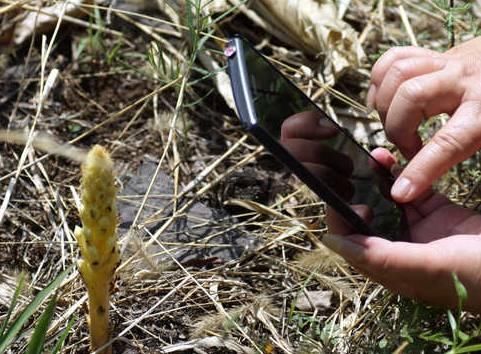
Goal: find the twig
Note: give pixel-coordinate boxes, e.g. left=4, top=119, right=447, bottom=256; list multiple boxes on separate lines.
left=398, top=4, right=418, bottom=47
left=449, top=0, right=455, bottom=48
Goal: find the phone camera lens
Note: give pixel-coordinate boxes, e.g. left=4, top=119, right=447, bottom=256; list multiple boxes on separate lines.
left=224, top=45, right=236, bottom=58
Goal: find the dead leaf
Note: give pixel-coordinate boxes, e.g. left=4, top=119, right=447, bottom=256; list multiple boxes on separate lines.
left=11, top=0, right=92, bottom=45
left=475, top=1, right=481, bottom=18
left=337, top=0, right=352, bottom=19
left=295, top=290, right=333, bottom=311
left=0, top=273, right=17, bottom=307
left=252, top=0, right=365, bottom=79
left=160, top=336, right=255, bottom=353
left=0, top=2, right=20, bottom=45
left=198, top=50, right=236, bottom=110
left=0, top=129, right=87, bottom=163
left=201, top=0, right=231, bottom=14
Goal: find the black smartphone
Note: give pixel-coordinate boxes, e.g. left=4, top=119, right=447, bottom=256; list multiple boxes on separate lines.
left=225, top=35, right=409, bottom=240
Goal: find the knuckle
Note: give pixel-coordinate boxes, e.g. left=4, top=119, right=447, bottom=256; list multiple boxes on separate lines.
left=398, top=79, right=424, bottom=103
left=389, top=61, right=410, bottom=82
left=369, top=247, right=393, bottom=273
left=372, top=47, right=412, bottom=83
left=461, top=56, right=481, bottom=77
left=432, top=129, right=465, bottom=155
left=385, top=46, right=416, bottom=60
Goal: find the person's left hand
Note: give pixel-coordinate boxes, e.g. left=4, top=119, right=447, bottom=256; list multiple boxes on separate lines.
left=324, top=148, right=481, bottom=313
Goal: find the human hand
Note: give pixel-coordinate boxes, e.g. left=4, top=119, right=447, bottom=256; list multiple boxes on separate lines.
left=280, top=111, right=354, bottom=200
left=368, top=37, right=481, bottom=203
left=325, top=148, right=481, bottom=313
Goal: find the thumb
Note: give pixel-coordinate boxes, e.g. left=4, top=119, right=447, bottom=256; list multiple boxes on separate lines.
left=321, top=234, right=455, bottom=305
left=322, top=235, right=445, bottom=293
left=322, top=234, right=429, bottom=272
left=391, top=102, right=481, bottom=203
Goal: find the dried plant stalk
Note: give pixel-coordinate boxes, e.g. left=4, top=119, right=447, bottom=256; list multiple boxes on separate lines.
left=75, top=145, right=120, bottom=354
left=0, top=129, right=87, bottom=163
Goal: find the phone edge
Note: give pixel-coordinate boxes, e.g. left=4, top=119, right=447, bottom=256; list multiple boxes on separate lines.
left=226, top=36, right=377, bottom=237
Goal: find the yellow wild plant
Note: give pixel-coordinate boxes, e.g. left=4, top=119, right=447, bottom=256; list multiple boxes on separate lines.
left=75, top=145, right=120, bottom=354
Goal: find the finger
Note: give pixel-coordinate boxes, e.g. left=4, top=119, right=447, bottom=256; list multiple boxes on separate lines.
left=282, top=139, right=354, bottom=175
left=325, top=205, right=372, bottom=235
left=406, top=199, right=481, bottom=243
left=404, top=191, right=450, bottom=222
left=385, top=67, right=464, bottom=159
left=368, top=148, right=441, bottom=226
left=392, top=101, right=481, bottom=203
left=370, top=46, right=441, bottom=91
left=446, top=36, right=481, bottom=57
left=369, top=148, right=439, bottom=219
left=281, top=111, right=339, bottom=140
left=366, top=84, right=377, bottom=109
left=370, top=147, right=397, bottom=170
left=322, top=234, right=426, bottom=267
left=322, top=235, right=443, bottom=298
left=323, top=234, right=481, bottom=311
left=375, top=57, right=447, bottom=120
left=368, top=148, right=444, bottom=217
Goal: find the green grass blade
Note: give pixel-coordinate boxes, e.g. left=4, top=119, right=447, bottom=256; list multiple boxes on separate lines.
left=25, top=294, right=57, bottom=354
left=455, top=343, right=481, bottom=353
left=51, top=316, right=76, bottom=354
left=453, top=272, right=468, bottom=307
left=0, top=267, right=71, bottom=353
left=0, top=272, right=26, bottom=339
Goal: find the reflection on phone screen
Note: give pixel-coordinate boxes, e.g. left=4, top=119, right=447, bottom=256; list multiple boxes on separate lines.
left=239, top=39, right=405, bottom=238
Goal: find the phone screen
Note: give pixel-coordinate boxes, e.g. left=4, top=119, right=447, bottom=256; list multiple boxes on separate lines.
left=233, top=38, right=406, bottom=238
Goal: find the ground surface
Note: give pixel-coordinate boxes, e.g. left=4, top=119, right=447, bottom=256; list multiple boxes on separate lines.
left=2, top=1, right=481, bottom=353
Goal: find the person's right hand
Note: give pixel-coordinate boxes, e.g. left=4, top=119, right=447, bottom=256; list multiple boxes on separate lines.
left=368, top=37, right=481, bottom=204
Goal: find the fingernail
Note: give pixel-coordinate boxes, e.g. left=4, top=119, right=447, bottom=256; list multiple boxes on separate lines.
left=366, top=84, right=377, bottom=110
left=322, top=234, right=365, bottom=262
left=391, top=177, right=413, bottom=201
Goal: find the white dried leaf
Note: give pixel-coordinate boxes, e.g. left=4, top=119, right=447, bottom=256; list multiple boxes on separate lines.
left=157, top=0, right=180, bottom=25
left=0, top=130, right=87, bottom=163
left=0, top=274, right=17, bottom=307
left=198, top=51, right=236, bottom=110
left=38, top=68, right=59, bottom=103
left=13, top=0, right=90, bottom=45
left=253, top=0, right=365, bottom=78
left=474, top=0, right=481, bottom=18
left=337, top=0, right=352, bottom=19
left=295, top=290, right=333, bottom=311
left=158, top=0, right=230, bottom=18
left=201, top=0, right=231, bottom=14
left=161, top=337, right=255, bottom=353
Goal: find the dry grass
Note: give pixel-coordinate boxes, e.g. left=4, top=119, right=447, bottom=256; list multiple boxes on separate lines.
left=2, top=1, right=481, bottom=353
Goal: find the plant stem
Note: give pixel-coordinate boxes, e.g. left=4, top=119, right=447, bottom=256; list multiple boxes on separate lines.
left=87, top=279, right=111, bottom=354
left=449, top=0, right=455, bottom=48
